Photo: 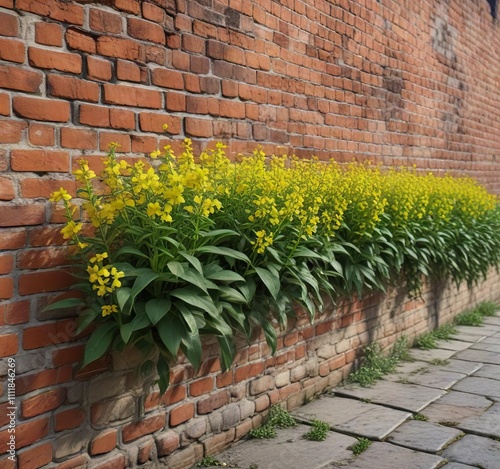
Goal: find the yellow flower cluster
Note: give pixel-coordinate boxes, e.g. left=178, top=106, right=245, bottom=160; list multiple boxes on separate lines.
left=86, top=252, right=124, bottom=297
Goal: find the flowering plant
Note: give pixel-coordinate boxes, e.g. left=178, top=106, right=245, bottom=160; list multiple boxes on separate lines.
left=49, top=140, right=500, bottom=393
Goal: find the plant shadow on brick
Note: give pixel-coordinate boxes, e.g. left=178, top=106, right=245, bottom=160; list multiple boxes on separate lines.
left=46, top=139, right=500, bottom=393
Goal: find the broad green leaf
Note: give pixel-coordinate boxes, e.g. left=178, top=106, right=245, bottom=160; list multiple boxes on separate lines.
left=115, top=246, right=150, bottom=260
left=195, top=245, right=250, bottom=263
left=291, top=246, right=325, bottom=260
left=120, top=314, right=151, bottom=344
left=145, top=298, right=172, bottom=325
left=200, top=228, right=239, bottom=241
left=157, top=314, right=185, bottom=356
left=43, top=298, right=85, bottom=312
left=129, top=270, right=159, bottom=306
left=82, top=322, right=116, bottom=368
left=179, top=251, right=203, bottom=275
left=219, top=286, right=248, bottom=304
left=255, top=267, right=280, bottom=300
left=167, top=261, right=185, bottom=277
left=205, top=270, right=245, bottom=283
left=157, top=355, right=170, bottom=396
left=181, top=333, right=202, bottom=371
left=116, top=287, right=132, bottom=314
left=76, top=306, right=101, bottom=334
left=176, top=304, right=199, bottom=333
left=170, top=286, right=219, bottom=317
left=217, top=335, right=235, bottom=371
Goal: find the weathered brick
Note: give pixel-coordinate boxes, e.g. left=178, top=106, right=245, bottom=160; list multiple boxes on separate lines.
left=65, top=28, right=96, bottom=54
left=13, top=97, right=70, bottom=122
left=139, top=112, right=181, bottom=134
left=128, top=17, right=165, bottom=44
left=0, top=205, right=45, bottom=227
left=17, top=443, right=52, bottom=469
left=169, top=402, right=194, bottom=427
left=29, top=123, right=55, bottom=146
left=60, top=127, right=97, bottom=150
left=87, top=56, right=113, bottom=81
left=19, top=270, right=74, bottom=296
left=122, top=413, right=166, bottom=442
left=97, top=36, right=145, bottom=62
left=0, top=120, right=27, bottom=143
left=22, top=388, right=67, bottom=418
left=103, top=84, right=162, bottom=108
left=0, top=253, right=14, bottom=274
left=197, top=390, right=229, bottom=415
left=89, top=8, right=122, bottom=34
left=0, top=37, right=25, bottom=63
left=0, top=93, right=10, bottom=116
left=116, top=60, right=141, bottom=83
left=151, top=68, right=184, bottom=89
left=185, top=117, right=213, bottom=137
left=0, top=11, right=18, bottom=37
left=35, top=22, right=62, bottom=46
left=47, top=74, right=99, bottom=102
left=11, top=149, right=69, bottom=172
left=54, top=407, right=86, bottom=432
left=28, top=47, right=82, bottom=73
left=16, top=0, right=84, bottom=25
left=90, top=429, right=117, bottom=455
left=79, top=104, right=110, bottom=128
left=0, top=65, right=43, bottom=92
left=156, top=430, right=179, bottom=457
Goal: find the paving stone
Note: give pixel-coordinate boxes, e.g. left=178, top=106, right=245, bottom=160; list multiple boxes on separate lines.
left=293, top=396, right=411, bottom=440
left=457, top=402, right=500, bottom=438
left=441, top=463, right=479, bottom=469
left=454, top=325, right=499, bottom=335
left=435, top=359, right=482, bottom=375
left=454, top=349, right=500, bottom=365
left=480, top=336, right=500, bottom=345
left=383, top=361, right=430, bottom=381
left=334, top=381, right=445, bottom=412
left=451, top=332, right=488, bottom=343
left=434, top=339, right=472, bottom=351
left=452, top=376, right=500, bottom=399
left=408, top=348, right=456, bottom=363
left=470, top=342, right=500, bottom=353
left=442, top=434, right=500, bottom=469
left=396, top=369, right=465, bottom=390
left=211, top=424, right=357, bottom=469
left=341, top=442, right=444, bottom=469
left=385, top=420, right=463, bottom=453
left=483, top=316, right=500, bottom=326
left=473, top=364, right=500, bottom=380
left=434, top=390, right=493, bottom=408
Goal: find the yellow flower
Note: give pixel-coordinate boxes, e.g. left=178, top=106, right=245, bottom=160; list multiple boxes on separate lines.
left=150, top=150, right=161, bottom=159
left=162, top=123, right=169, bottom=131
left=90, top=252, right=108, bottom=264
left=61, top=221, right=83, bottom=240
left=147, top=202, right=162, bottom=218
left=101, top=304, right=118, bottom=317
left=49, top=187, right=72, bottom=203
left=110, top=267, right=125, bottom=289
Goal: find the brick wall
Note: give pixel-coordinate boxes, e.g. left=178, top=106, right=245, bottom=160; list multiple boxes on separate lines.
left=1, top=0, right=500, bottom=467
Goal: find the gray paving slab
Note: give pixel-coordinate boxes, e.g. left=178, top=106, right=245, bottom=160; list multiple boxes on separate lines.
left=435, top=359, right=483, bottom=375
left=454, top=325, right=499, bottom=335
left=293, top=396, right=411, bottom=440
left=408, top=348, right=456, bottom=362
left=473, top=363, right=500, bottom=380
left=442, top=463, right=479, bottom=469
left=395, top=369, right=465, bottom=390
left=482, top=316, right=500, bottom=326
left=340, top=441, right=444, bottom=469
left=385, top=420, right=463, bottom=453
left=479, top=336, right=500, bottom=345
left=442, top=434, right=500, bottom=469
left=383, top=361, right=431, bottom=382
left=434, top=339, right=472, bottom=351
left=470, top=342, right=500, bottom=353
left=453, top=348, right=500, bottom=365
left=334, top=380, right=445, bottom=412
left=450, top=332, right=488, bottom=342
left=452, top=376, right=500, bottom=399
left=206, top=424, right=357, bottom=469
left=457, top=402, right=500, bottom=438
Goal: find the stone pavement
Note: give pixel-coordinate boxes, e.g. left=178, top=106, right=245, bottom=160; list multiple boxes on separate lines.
left=199, top=314, right=500, bottom=469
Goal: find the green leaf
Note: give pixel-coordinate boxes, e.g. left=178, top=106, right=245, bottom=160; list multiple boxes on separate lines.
left=195, top=245, right=250, bottom=262
left=181, top=333, right=202, bottom=370
left=120, top=314, right=151, bottom=344
left=43, top=297, right=85, bottom=312
left=255, top=267, right=280, bottom=300
left=115, top=246, right=150, bottom=260
left=145, top=298, right=172, bottom=325
left=157, top=314, right=185, bottom=356
left=76, top=306, right=101, bottom=335
left=179, top=251, right=203, bottom=275
left=217, top=335, right=235, bottom=371
left=219, top=286, right=248, bottom=304
left=116, top=287, right=132, bottom=313
left=157, top=355, right=170, bottom=396
left=167, top=261, right=185, bottom=277
left=170, top=286, right=219, bottom=317
left=127, top=270, right=159, bottom=314
left=82, top=322, right=116, bottom=368
left=205, top=270, right=245, bottom=283
left=200, top=228, right=239, bottom=241
left=292, top=246, right=325, bottom=260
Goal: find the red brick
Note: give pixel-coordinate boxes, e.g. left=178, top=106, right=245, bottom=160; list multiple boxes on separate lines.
left=0, top=176, right=15, bottom=201
left=0, top=277, right=13, bottom=299
left=79, top=104, right=110, bottom=128
left=159, top=384, right=186, bottom=406
left=169, top=402, right=194, bottom=426
left=185, top=117, right=213, bottom=138
left=19, top=269, right=74, bottom=296
left=22, top=388, right=66, bottom=418
left=28, top=226, right=65, bottom=247
left=65, top=28, right=96, bottom=54
left=90, top=429, right=117, bottom=455
left=0, top=418, right=49, bottom=452
left=1, top=299, right=30, bottom=324
left=0, top=230, right=26, bottom=250
left=0, top=253, right=13, bottom=274
left=89, top=8, right=122, bottom=34
left=0, top=0, right=13, bottom=7
left=234, top=362, right=265, bottom=383
left=17, top=443, right=52, bottom=469
left=128, top=17, right=165, bottom=44
left=0, top=120, right=27, bottom=143
left=16, top=366, right=73, bottom=396
left=29, top=123, right=55, bottom=146
left=13, top=96, right=70, bottom=122
left=110, top=108, right=136, bottom=130
left=0, top=333, right=17, bottom=357
left=99, top=132, right=131, bottom=152
left=22, top=179, right=76, bottom=200
left=52, top=344, right=85, bottom=367
left=97, top=36, right=145, bottom=62
left=28, top=47, right=82, bottom=73
left=0, top=37, right=25, bottom=63
left=156, top=431, right=179, bottom=457
left=103, top=84, right=162, bottom=109
left=87, top=56, right=113, bottom=81
left=197, top=390, right=229, bottom=415
left=16, top=0, right=84, bottom=25
left=131, top=135, right=157, bottom=153
left=0, top=457, right=15, bottom=469
left=47, top=74, right=99, bottom=102
left=216, top=370, right=233, bottom=388
left=166, top=92, right=186, bottom=111
left=122, top=413, right=166, bottom=443
left=35, top=22, right=62, bottom=46
left=189, top=377, right=214, bottom=397
left=139, top=112, right=181, bottom=133
left=116, top=60, right=141, bottom=82
left=114, top=0, right=140, bottom=14
left=55, top=407, right=86, bottom=432
left=0, top=205, right=45, bottom=227
left=11, top=149, right=69, bottom=171
left=151, top=68, right=184, bottom=89
left=142, top=2, right=165, bottom=23
left=0, top=93, right=10, bottom=115
left=0, top=64, right=42, bottom=92
left=56, top=455, right=88, bottom=469
left=59, top=127, right=97, bottom=151
left=0, top=11, right=18, bottom=37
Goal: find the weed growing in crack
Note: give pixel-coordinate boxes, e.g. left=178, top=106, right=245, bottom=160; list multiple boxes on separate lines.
left=350, top=438, right=372, bottom=455
left=303, top=420, right=330, bottom=441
